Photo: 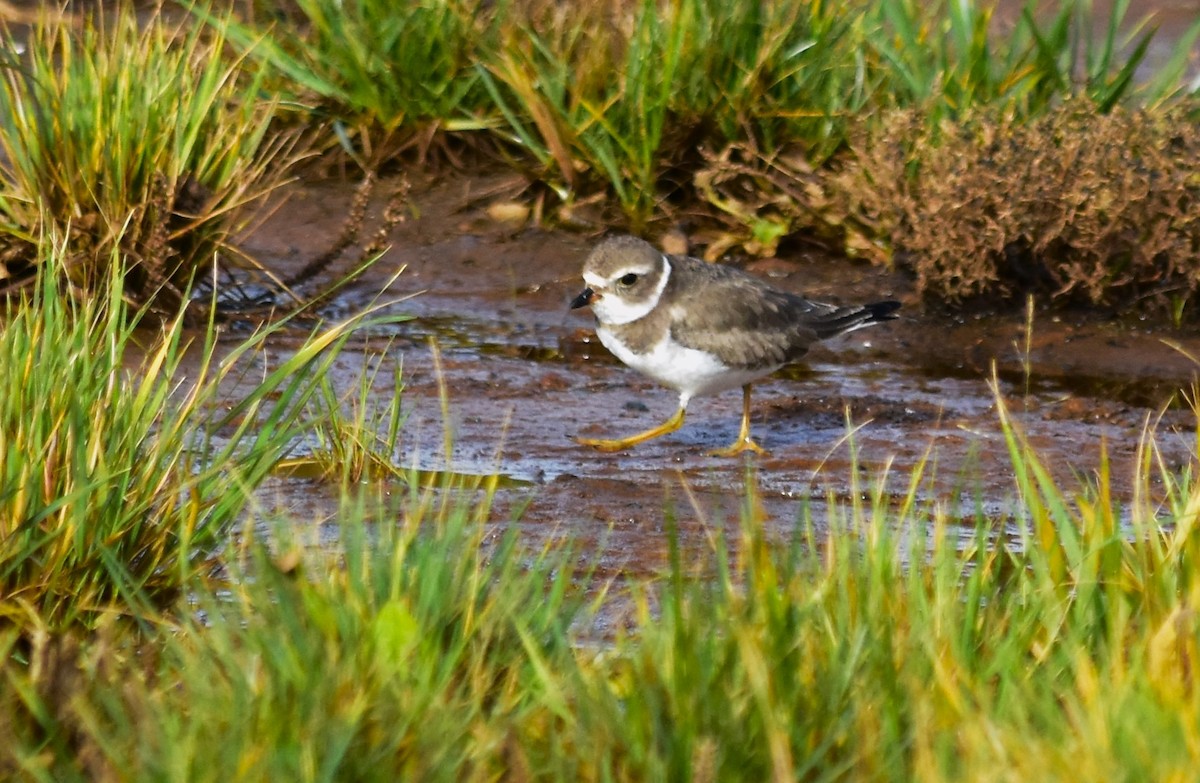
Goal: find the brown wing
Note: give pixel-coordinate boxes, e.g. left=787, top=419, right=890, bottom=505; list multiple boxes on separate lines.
left=665, top=255, right=888, bottom=370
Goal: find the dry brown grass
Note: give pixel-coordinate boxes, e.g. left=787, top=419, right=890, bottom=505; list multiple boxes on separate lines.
left=850, top=101, right=1200, bottom=310
left=698, top=100, right=1200, bottom=316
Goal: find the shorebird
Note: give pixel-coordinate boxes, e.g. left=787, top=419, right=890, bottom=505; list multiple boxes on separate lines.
left=570, top=235, right=900, bottom=455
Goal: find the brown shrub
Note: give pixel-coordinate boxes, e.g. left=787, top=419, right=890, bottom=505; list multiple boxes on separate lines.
left=698, top=100, right=1200, bottom=315
left=842, top=101, right=1200, bottom=309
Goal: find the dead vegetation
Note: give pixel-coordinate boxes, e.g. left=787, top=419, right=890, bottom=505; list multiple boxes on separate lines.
left=698, top=99, right=1200, bottom=316
left=855, top=101, right=1200, bottom=312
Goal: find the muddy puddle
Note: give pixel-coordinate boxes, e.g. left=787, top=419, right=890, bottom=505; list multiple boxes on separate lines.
left=227, top=172, right=1200, bottom=578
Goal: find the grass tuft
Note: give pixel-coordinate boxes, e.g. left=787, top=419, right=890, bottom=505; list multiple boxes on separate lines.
left=204, top=0, right=499, bottom=165
left=0, top=244, right=401, bottom=637
left=0, top=3, right=296, bottom=311
left=835, top=100, right=1200, bottom=309
left=23, top=484, right=586, bottom=781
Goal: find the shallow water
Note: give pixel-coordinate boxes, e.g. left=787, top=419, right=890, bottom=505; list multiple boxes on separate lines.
left=220, top=173, right=1200, bottom=578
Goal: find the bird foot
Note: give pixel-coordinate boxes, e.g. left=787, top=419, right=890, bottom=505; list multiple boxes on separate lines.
left=709, top=437, right=768, bottom=458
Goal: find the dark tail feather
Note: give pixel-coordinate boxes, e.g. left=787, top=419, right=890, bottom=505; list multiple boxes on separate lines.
left=812, top=300, right=901, bottom=339
left=864, top=300, right=902, bottom=323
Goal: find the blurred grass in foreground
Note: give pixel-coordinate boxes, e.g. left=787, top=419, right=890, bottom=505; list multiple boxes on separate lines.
left=4, top=372, right=1200, bottom=779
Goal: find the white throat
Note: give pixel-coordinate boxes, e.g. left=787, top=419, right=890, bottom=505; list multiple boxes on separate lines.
left=591, top=255, right=671, bottom=326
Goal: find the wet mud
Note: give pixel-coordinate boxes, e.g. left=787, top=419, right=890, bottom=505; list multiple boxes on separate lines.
left=235, top=172, right=1199, bottom=576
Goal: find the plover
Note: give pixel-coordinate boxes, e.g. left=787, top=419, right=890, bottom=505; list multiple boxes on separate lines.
left=570, top=235, right=900, bottom=456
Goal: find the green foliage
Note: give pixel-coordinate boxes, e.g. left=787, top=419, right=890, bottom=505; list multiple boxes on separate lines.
left=288, top=345, right=409, bottom=485
left=11, top=485, right=587, bottom=781
left=0, top=0, right=1191, bottom=308
left=479, top=0, right=693, bottom=229
left=206, top=0, right=1199, bottom=235
left=0, top=4, right=293, bottom=310
left=206, top=0, right=499, bottom=162
left=479, top=0, right=877, bottom=229
left=0, top=250, right=395, bottom=636
left=6, top=388, right=1200, bottom=779
left=866, top=0, right=1175, bottom=120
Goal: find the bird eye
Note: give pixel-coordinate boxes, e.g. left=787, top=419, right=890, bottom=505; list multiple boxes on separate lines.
left=618, top=273, right=639, bottom=287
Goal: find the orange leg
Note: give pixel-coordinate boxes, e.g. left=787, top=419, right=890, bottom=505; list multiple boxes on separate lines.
left=576, top=406, right=686, bottom=452
left=710, top=384, right=767, bottom=457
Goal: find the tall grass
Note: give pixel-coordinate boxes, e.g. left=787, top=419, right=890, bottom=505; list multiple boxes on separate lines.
left=0, top=4, right=295, bottom=310
left=206, top=0, right=499, bottom=164
left=1, top=0, right=1184, bottom=306
left=866, top=0, right=1186, bottom=121
left=0, top=246, right=398, bottom=636
left=284, top=345, right=408, bottom=485
left=205, top=0, right=1199, bottom=233
left=479, top=1, right=875, bottom=228
left=480, top=0, right=695, bottom=228
left=5, top=385, right=1200, bottom=779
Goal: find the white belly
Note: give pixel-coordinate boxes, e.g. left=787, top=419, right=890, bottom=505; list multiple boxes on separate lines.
left=597, top=326, right=777, bottom=406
